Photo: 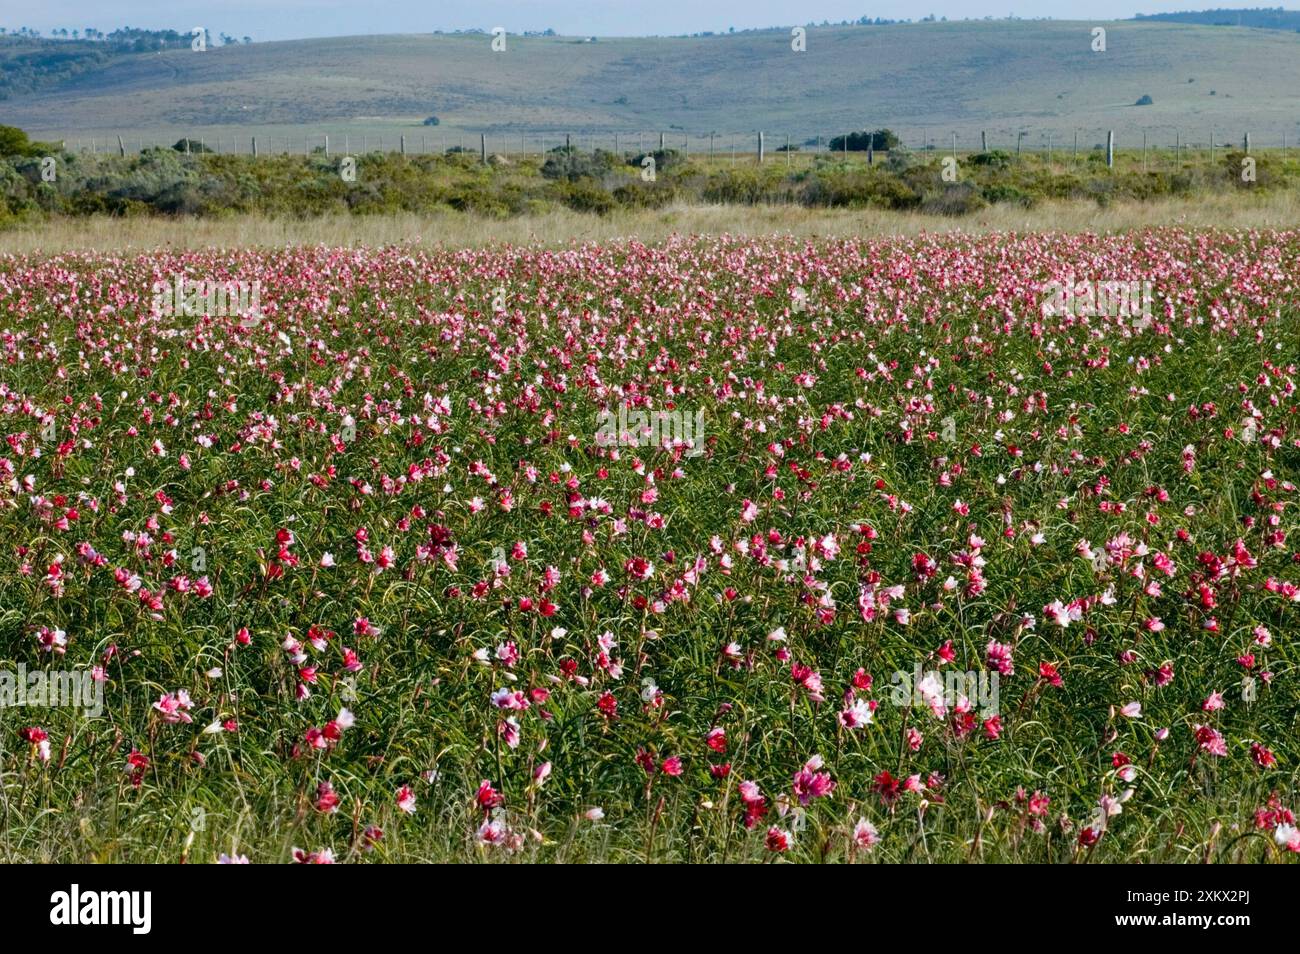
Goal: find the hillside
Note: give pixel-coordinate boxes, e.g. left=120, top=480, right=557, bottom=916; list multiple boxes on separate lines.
left=5, top=20, right=1300, bottom=148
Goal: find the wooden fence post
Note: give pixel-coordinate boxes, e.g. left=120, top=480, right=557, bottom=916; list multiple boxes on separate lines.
left=1106, top=130, right=1114, bottom=168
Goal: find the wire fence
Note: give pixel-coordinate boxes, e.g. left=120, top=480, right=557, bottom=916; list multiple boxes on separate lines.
left=62, top=127, right=1295, bottom=164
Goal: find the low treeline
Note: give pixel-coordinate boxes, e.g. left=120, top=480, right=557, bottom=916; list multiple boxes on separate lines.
left=1, top=128, right=1292, bottom=225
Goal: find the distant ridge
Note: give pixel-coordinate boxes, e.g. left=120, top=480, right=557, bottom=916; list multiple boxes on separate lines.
left=1133, top=7, right=1300, bottom=30
left=5, top=18, right=1300, bottom=144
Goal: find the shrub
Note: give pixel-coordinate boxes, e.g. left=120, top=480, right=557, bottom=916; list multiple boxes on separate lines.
left=980, top=182, right=1035, bottom=206
left=921, top=182, right=987, bottom=216
left=968, top=150, right=1013, bottom=169
left=542, top=149, right=620, bottom=182
left=555, top=178, right=615, bottom=214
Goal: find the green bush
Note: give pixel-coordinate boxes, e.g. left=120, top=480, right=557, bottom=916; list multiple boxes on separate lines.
left=920, top=182, right=987, bottom=216
left=542, top=149, right=621, bottom=182
left=555, top=178, right=615, bottom=214
left=968, top=150, right=1013, bottom=169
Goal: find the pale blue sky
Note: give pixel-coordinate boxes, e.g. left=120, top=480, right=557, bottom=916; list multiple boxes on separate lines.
left=9, top=1, right=1277, bottom=42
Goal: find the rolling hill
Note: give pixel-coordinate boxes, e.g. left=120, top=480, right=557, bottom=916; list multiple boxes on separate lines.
left=5, top=19, right=1300, bottom=150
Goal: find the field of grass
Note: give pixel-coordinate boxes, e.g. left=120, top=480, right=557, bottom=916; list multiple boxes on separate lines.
left=6, top=21, right=1300, bottom=146
left=1, top=230, right=1298, bottom=863
left=7, top=192, right=1300, bottom=254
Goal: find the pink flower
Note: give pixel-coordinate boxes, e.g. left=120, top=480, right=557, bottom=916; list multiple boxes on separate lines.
left=792, top=754, right=836, bottom=806
left=852, top=819, right=880, bottom=850
left=396, top=785, right=417, bottom=815
left=152, top=690, right=194, bottom=724
left=1193, top=724, right=1228, bottom=757
left=765, top=826, right=792, bottom=853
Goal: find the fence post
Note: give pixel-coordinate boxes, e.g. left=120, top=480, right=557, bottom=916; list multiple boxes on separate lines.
left=480, top=133, right=485, bottom=163
left=117, top=135, right=125, bottom=157
left=867, top=136, right=873, bottom=165
left=981, top=130, right=987, bottom=152
left=401, top=134, right=407, bottom=157
left=757, top=131, right=764, bottom=164
left=786, top=133, right=790, bottom=166
left=1243, top=132, right=1250, bottom=152
left=324, top=135, right=329, bottom=156
left=659, top=131, right=665, bottom=151
left=252, top=136, right=258, bottom=157
left=1106, top=130, right=1114, bottom=168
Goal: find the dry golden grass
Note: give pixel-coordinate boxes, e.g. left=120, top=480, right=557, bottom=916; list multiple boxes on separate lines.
left=4, top=193, right=1299, bottom=254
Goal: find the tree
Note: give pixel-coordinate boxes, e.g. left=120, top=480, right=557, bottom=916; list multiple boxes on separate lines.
left=827, top=129, right=900, bottom=152
left=0, top=125, right=40, bottom=158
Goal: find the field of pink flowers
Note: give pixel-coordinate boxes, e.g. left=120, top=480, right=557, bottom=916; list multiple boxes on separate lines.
left=1, top=230, right=1298, bottom=863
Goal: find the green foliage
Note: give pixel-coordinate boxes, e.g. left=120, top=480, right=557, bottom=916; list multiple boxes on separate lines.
left=540, top=148, right=622, bottom=182
left=0, top=124, right=41, bottom=158
left=968, top=150, right=1014, bottom=168
left=3, top=145, right=1300, bottom=225
left=827, top=129, right=900, bottom=152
